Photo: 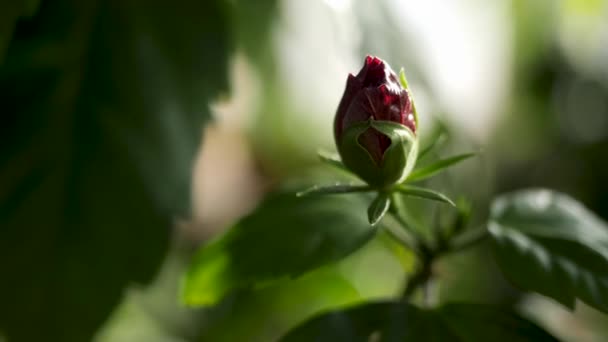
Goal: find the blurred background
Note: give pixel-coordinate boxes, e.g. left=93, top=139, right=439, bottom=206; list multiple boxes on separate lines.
left=1, top=0, right=608, bottom=341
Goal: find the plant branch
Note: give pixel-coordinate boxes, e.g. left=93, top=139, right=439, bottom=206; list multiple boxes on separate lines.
left=388, top=194, right=489, bottom=304
left=446, top=227, right=489, bottom=254
left=401, top=253, right=433, bottom=301
left=383, top=223, right=419, bottom=255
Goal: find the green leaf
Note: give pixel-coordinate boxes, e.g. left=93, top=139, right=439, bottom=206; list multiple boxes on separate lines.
left=199, top=268, right=362, bottom=342
left=317, top=150, right=349, bottom=172
left=296, top=184, right=372, bottom=197
left=0, top=2, right=233, bottom=341
left=280, top=301, right=558, bottom=341
left=182, top=191, right=376, bottom=306
left=199, top=235, right=412, bottom=342
left=0, top=0, right=40, bottom=62
left=367, top=193, right=391, bottom=226
left=406, top=153, right=476, bottom=183
left=489, top=189, right=608, bottom=314
left=394, top=185, right=456, bottom=207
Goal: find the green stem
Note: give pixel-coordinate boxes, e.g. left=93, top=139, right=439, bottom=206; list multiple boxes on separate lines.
left=446, top=228, right=489, bottom=254
left=401, top=253, right=433, bottom=301
left=388, top=195, right=428, bottom=247
left=383, top=223, right=419, bottom=255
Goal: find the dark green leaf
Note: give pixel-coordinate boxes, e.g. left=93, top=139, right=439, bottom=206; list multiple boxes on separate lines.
left=280, top=301, right=558, bottom=341
left=489, top=189, right=608, bottom=313
left=394, top=185, right=456, bottom=207
left=406, top=153, right=476, bottom=183
left=368, top=193, right=391, bottom=226
left=0, top=0, right=40, bottom=62
left=297, top=184, right=372, bottom=197
left=182, top=191, right=376, bottom=306
left=0, top=1, right=233, bottom=341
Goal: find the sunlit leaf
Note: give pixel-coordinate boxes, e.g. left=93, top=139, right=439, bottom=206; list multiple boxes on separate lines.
left=182, top=191, right=376, bottom=306
left=489, top=189, right=608, bottom=313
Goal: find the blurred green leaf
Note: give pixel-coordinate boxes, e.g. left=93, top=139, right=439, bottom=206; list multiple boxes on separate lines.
left=367, top=193, right=391, bottom=226
left=394, top=185, right=456, bottom=207
left=280, top=301, right=557, bottom=341
left=200, top=235, right=411, bottom=342
left=0, top=0, right=40, bottom=62
left=406, top=153, right=476, bottom=183
left=0, top=1, right=233, bottom=341
left=182, top=192, right=376, bottom=307
left=489, top=189, right=608, bottom=313
left=199, top=267, right=362, bottom=342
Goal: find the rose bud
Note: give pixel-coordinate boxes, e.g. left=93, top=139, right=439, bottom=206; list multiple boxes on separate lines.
left=334, top=56, right=419, bottom=188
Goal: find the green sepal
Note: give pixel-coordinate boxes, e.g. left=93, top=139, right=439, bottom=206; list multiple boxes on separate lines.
left=371, top=120, right=419, bottom=184
left=296, top=183, right=372, bottom=197
left=406, top=152, right=476, bottom=183
left=337, top=120, right=379, bottom=185
left=399, top=68, right=418, bottom=128
left=317, top=150, right=349, bottom=173
left=367, top=193, right=391, bottom=226
left=394, top=184, right=456, bottom=207
left=338, top=120, right=418, bottom=189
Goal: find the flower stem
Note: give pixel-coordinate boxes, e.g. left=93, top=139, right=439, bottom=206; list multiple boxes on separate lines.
left=389, top=202, right=488, bottom=304
left=446, top=227, right=489, bottom=253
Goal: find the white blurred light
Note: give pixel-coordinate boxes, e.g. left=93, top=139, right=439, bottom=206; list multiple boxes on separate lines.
left=558, top=0, right=608, bottom=80
left=387, top=0, right=512, bottom=142
left=324, top=0, right=352, bottom=12
left=275, top=0, right=361, bottom=146
left=274, top=0, right=511, bottom=145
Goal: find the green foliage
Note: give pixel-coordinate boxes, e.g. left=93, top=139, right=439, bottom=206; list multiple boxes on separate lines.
left=280, top=301, right=558, bottom=341
left=489, top=189, right=608, bottom=313
left=0, top=0, right=39, bottom=61
left=182, top=191, right=376, bottom=306
left=0, top=1, right=233, bottom=341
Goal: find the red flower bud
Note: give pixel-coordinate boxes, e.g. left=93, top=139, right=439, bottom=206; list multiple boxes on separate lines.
left=335, top=56, right=416, bottom=163
left=334, top=56, right=419, bottom=187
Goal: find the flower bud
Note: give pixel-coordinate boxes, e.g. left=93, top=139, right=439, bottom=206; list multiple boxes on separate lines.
left=334, top=56, right=418, bottom=188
